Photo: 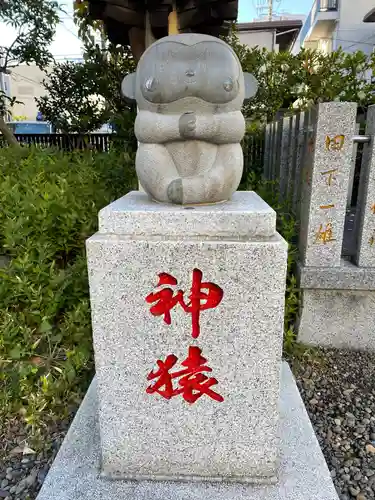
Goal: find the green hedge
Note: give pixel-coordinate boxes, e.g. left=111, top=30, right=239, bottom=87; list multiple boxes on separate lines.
left=0, top=147, right=137, bottom=438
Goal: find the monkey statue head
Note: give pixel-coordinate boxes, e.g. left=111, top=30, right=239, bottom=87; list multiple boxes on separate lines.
left=122, top=33, right=258, bottom=114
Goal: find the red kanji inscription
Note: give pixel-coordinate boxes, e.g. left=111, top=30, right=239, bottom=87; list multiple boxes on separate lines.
left=145, top=269, right=223, bottom=339
left=146, top=346, right=224, bottom=404
left=145, top=273, right=184, bottom=326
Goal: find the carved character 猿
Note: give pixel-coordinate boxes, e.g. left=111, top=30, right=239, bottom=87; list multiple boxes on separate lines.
left=146, top=346, right=224, bottom=403
left=122, top=33, right=258, bottom=205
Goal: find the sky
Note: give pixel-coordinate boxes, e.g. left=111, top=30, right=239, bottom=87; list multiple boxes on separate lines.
left=2, top=0, right=312, bottom=60
left=238, top=0, right=310, bottom=22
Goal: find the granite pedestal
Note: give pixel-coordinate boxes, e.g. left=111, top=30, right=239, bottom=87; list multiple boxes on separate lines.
left=36, top=191, right=338, bottom=500
left=36, top=364, right=339, bottom=500
left=85, top=191, right=287, bottom=483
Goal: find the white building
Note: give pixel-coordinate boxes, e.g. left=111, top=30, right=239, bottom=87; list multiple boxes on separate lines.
left=8, top=65, right=49, bottom=120
left=238, top=19, right=303, bottom=52
left=295, top=0, right=375, bottom=54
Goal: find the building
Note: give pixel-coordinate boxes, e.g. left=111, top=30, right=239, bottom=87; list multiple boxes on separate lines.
left=364, top=5, right=375, bottom=22
left=237, top=19, right=303, bottom=52
left=295, top=0, right=375, bottom=54
left=9, top=65, right=49, bottom=120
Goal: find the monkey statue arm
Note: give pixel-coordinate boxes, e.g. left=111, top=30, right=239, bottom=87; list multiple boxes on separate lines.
left=135, top=110, right=182, bottom=143
left=179, top=111, right=246, bottom=144
left=135, top=110, right=246, bottom=145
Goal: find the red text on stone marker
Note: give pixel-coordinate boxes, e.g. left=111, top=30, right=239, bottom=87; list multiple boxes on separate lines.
left=145, top=269, right=223, bottom=339
left=146, top=346, right=224, bottom=403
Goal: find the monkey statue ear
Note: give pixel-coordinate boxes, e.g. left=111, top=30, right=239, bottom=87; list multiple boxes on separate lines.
left=243, top=73, right=258, bottom=100
left=121, top=73, right=137, bottom=102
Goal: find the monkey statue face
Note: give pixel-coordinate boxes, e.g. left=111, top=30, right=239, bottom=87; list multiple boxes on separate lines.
left=122, top=33, right=258, bottom=112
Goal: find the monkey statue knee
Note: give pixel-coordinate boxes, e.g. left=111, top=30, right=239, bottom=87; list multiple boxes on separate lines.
left=121, top=33, right=258, bottom=205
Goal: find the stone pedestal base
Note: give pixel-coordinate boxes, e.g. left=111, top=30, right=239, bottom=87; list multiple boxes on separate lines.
left=85, top=191, right=287, bottom=482
left=297, top=261, right=375, bottom=350
left=36, top=363, right=339, bottom=500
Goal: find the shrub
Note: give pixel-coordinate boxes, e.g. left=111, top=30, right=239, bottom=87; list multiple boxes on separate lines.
left=0, top=147, right=137, bottom=441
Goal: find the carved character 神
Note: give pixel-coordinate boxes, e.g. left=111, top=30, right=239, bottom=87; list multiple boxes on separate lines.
left=122, top=33, right=258, bottom=205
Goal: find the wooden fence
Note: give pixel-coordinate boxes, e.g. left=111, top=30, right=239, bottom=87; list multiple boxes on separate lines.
left=0, top=132, right=265, bottom=178
left=0, top=133, right=113, bottom=152
left=242, top=133, right=264, bottom=178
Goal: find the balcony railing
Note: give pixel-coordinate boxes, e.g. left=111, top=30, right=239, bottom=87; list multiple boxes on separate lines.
left=300, top=0, right=338, bottom=42
left=319, top=0, right=338, bottom=11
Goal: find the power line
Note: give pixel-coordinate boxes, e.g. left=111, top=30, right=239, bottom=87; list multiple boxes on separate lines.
left=307, top=36, right=375, bottom=47
left=11, top=71, right=44, bottom=86
left=59, top=21, right=81, bottom=41
left=338, top=33, right=375, bottom=51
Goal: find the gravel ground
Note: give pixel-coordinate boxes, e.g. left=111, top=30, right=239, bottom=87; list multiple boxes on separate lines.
left=1, top=346, right=374, bottom=500
left=292, top=347, right=375, bottom=500
left=0, top=419, right=70, bottom=500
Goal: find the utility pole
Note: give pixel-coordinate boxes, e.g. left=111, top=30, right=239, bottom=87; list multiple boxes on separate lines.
left=0, top=57, right=5, bottom=95
left=268, top=0, right=273, bottom=21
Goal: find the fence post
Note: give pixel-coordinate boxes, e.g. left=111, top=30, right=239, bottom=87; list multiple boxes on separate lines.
left=279, top=116, right=292, bottom=201
left=268, top=121, right=276, bottom=181
left=292, top=111, right=308, bottom=214
left=273, top=119, right=283, bottom=183
left=347, top=123, right=360, bottom=209
left=263, top=123, right=271, bottom=180
left=298, top=102, right=357, bottom=267
left=355, top=105, right=375, bottom=267
left=286, top=114, right=299, bottom=202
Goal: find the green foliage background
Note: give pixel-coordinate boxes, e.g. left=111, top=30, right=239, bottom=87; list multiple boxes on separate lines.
left=0, top=147, right=137, bottom=446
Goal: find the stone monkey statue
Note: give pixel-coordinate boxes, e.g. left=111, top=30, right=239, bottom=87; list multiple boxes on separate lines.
left=122, top=33, right=258, bottom=205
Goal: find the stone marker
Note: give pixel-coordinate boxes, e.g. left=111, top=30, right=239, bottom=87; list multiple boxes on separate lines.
left=36, top=364, right=340, bottom=500
left=86, top=190, right=287, bottom=483
left=298, top=102, right=357, bottom=267
left=122, top=33, right=258, bottom=205
left=273, top=120, right=282, bottom=183
left=269, top=121, right=277, bottom=182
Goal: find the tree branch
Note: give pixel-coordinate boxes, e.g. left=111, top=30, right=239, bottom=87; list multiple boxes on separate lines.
left=2, top=33, right=22, bottom=71
left=0, top=115, right=20, bottom=147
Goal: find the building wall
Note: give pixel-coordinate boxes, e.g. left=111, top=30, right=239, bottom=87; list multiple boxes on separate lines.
left=0, top=72, right=12, bottom=120
left=9, top=65, right=49, bottom=120
left=238, top=30, right=275, bottom=51
left=333, top=0, right=375, bottom=54
left=296, top=0, right=375, bottom=54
